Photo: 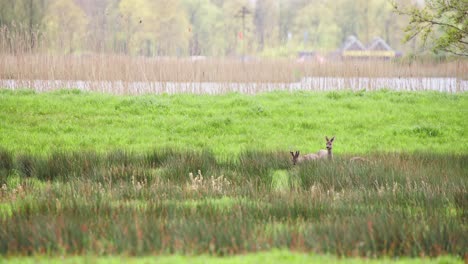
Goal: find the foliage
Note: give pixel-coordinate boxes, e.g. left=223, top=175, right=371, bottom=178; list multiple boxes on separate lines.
left=254, top=0, right=279, bottom=51
left=118, top=0, right=190, bottom=56
left=43, top=0, right=89, bottom=53
left=0, top=0, right=416, bottom=56
left=393, top=0, right=468, bottom=56
left=292, top=2, right=340, bottom=50
left=183, top=0, right=224, bottom=56
left=0, top=0, right=47, bottom=52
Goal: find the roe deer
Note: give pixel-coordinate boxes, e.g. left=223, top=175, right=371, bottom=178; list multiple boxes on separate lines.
left=290, top=150, right=318, bottom=165
left=290, top=136, right=335, bottom=165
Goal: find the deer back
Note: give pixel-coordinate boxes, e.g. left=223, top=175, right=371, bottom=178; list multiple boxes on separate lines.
left=317, top=149, right=328, bottom=158
left=300, top=153, right=319, bottom=162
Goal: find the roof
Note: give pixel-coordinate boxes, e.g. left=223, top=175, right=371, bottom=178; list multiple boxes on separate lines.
left=367, top=37, right=393, bottom=51
left=340, top=36, right=397, bottom=58
left=342, top=36, right=365, bottom=51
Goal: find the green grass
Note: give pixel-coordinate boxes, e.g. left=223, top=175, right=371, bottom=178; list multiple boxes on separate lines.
left=0, top=89, right=466, bottom=156
left=1, top=250, right=463, bottom=263
left=0, top=151, right=466, bottom=258
left=0, top=89, right=467, bottom=261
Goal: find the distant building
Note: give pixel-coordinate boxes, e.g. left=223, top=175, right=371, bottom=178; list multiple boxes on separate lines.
left=342, top=35, right=366, bottom=52
left=341, top=36, right=399, bottom=59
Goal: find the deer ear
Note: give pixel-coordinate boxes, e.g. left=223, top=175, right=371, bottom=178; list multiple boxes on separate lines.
left=331, top=136, right=335, bottom=142
left=325, top=136, right=329, bottom=141
left=290, top=151, right=294, bottom=157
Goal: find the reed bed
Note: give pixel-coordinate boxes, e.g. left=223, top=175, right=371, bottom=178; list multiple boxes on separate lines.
left=1, top=54, right=467, bottom=83
left=1, top=53, right=466, bottom=94
left=0, top=149, right=466, bottom=257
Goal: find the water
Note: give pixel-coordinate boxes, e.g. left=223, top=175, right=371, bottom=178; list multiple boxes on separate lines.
left=0, top=77, right=466, bottom=95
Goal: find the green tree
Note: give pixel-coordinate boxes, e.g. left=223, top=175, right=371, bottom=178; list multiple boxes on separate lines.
left=0, top=0, right=47, bottom=51
left=118, top=0, right=153, bottom=55
left=0, top=0, right=14, bottom=26
left=75, top=0, right=110, bottom=52
left=278, top=0, right=309, bottom=45
left=292, top=2, right=340, bottom=50
left=43, top=0, right=89, bottom=53
left=333, top=0, right=374, bottom=44
left=254, top=0, right=279, bottom=51
left=22, top=0, right=47, bottom=49
left=376, top=0, right=407, bottom=50
left=104, top=0, right=129, bottom=53
left=325, top=0, right=407, bottom=51
left=119, top=0, right=190, bottom=56
left=154, top=0, right=191, bottom=56
left=184, top=0, right=224, bottom=56
left=393, top=0, right=468, bottom=56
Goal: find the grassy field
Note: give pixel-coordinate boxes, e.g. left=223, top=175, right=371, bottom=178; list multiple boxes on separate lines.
left=0, top=89, right=467, bottom=261
left=0, top=89, right=466, bottom=156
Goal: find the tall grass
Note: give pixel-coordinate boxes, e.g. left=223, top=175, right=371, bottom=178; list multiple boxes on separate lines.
left=0, top=150, right=466, bottom=257
left=0, top=149, right=13, bottom=182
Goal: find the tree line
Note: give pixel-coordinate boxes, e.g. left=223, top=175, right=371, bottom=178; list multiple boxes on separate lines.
left=0, top=0, right=464, bottom=57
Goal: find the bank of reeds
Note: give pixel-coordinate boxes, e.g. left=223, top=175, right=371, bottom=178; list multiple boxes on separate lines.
left=1, top=54, right=466, bottom=83
left=0, top=149, right=466, bottom=257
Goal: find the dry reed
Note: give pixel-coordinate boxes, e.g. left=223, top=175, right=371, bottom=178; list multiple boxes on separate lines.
left=1, top=54, right=467, bottom=82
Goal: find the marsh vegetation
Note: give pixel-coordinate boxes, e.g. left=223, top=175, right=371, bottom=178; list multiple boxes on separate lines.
left=0, top=148, right=467, bottom=257
left=0, top=90, right=466, bottom=260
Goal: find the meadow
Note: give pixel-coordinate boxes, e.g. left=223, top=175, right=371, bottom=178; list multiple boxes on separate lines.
left=0, top=89, right=467, bottom=263
left=0, top=89, right=466, bottom=156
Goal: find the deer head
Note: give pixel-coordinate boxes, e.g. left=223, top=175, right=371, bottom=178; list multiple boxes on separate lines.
left=290, top=151, right=300, bottom=165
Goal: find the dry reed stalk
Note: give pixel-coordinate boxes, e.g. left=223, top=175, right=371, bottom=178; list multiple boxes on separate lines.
left=1, top=54, right=467, bottom=83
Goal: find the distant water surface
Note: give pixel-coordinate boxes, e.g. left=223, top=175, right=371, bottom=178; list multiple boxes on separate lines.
left=1, top=77, right=466, bottom=94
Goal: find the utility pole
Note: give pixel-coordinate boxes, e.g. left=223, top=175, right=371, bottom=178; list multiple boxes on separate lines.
left=235, top=6, right=250, bottom=62
left=28, top=0, right=34, bottom=50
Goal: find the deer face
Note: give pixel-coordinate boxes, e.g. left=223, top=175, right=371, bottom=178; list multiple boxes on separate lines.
left=325, top=136, right=335, bottom=151
left=290, top=151, right=300, bottom=165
